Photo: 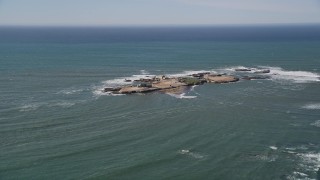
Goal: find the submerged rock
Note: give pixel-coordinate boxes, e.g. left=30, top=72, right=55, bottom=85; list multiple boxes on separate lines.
left=254, top=69, right=270, bottom=73
left=242, top=76, right=270, bottom=80
left=235, top=68, right=251, bottom=72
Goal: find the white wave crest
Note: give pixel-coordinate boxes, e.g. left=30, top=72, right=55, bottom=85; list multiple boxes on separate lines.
left=289, top=171, right=310, bottom=180
left=190, top=85, right=198, bottom=91
left=140, top=69, right=149, bottom=75
left=166, top=70, right=215, bottom=78
left=270, top=146, right=278, bottom=150
left=224, top=66, right=251, bottom=71
left=93, top=89, right=125, bottom=96
left=310, top=120, right=320, bottom=127
left=94, top=69, right=212, bottom=97
left=57, top=89, right=83, bottom=95
left=298, top=152, right=320, bottom=172
left=302, top=103, right=320, bottom=110
left=254, top=154, right=278, bottom=162
left=102, top=74, right=156, bottom=87
left=19, top=103, right=41, bottom=112
left=19, top=101, right=76, bottom=111
left=178, top=149, right=205, bottom=159
left=222, top=65, right=320, bottom=83
left=48, top=102, right=75, bottom=108
left=167, top=93, right=197, bottom=99
left=261, top=66, right=320, bottom=83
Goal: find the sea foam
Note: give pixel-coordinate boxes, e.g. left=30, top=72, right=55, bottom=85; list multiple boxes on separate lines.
left=261, top=66, right=320, bottom=83
left=298, top=152, right=320, bottom=172
left=166, top=70, right=215, bottom=78
left=19, top=101, right=76, bottom=112
left=178, top=149, right=205, bottom=159
left=270, top=146, right=278, bottom=150
left=19, top=103, right=42, bottom=112
left=167, top=93, right=197, bottom=99
left=93, top=69, right=209, bottom=97
left=310, top=120, right=320, bottom=127
left=224, top=65, right=320, bottom=83
left=57, top=89, right=83, bottom=95
left=302, top=103, right=320, bottom=110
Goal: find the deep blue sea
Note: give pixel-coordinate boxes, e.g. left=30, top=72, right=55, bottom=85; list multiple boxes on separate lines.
left=1, top=25, right=320, bottom=180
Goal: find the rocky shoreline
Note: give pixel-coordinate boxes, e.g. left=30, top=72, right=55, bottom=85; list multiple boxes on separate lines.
left=103, top=68, right=271, bottom=95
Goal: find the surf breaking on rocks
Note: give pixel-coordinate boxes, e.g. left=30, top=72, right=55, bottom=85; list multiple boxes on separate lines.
left=94, top=66, right=320, bottom=98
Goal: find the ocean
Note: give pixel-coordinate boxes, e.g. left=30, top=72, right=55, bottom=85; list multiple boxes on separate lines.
left=0, top=25, right=320, bottom=179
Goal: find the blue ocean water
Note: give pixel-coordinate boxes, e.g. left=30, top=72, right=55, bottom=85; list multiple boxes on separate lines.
left=1, top=25, right=320, bottom=179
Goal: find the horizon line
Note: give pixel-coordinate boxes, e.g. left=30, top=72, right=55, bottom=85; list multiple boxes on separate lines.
left=1, top=22, right=320, bottom=28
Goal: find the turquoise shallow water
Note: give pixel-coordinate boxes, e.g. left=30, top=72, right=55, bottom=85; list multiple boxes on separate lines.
left=1, top=26, right=320, bottom=179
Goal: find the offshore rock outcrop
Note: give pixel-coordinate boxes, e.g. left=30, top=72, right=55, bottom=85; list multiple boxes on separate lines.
left=103, top=67, right=272, bottom=95
left=103, top=72, right=243, bottom=95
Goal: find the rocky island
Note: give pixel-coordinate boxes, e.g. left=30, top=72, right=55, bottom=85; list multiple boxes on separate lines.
left=103, top=68, right=271, bottom=95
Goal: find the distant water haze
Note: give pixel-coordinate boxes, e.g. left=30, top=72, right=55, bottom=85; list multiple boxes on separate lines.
left=0, top=26, right=320, bottom=179
left=1, top=25, right=320, bottom=43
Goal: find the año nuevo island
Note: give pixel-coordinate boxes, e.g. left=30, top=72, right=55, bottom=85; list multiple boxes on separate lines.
left=103, top=68, right=271, bottom=95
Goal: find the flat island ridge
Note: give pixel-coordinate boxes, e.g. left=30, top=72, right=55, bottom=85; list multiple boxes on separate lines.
left=103, top=68, right=271, bottom=95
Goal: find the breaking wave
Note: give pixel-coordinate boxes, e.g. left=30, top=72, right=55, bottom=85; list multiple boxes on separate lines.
left=48, top=102, right=75, bottom=108
left=19, top=103, right=42, bottom=112
left=178, top=149, right=206, bottom=159
left=57, top=89, right=84, bottom=95
left=93, top=69, right=212, bottom=97
left=167, top=70, right=216, bottom=78
left=166, top=93, right=197, bottom=99
left=93, top=66, right=320, bottom=97
left=283, top=144, right=320, bottom=179
left=311, top=120, right=320, bottom=128
left=269, top=146, right=278, bottom=150
left=19, top=101, right=77, bottom=112
left=298, top=152, right=320, bottom=173
left=140, top=69, right=149, bottom=75
left=92, top=89, right=125, bottom=96
left=302, top=103, right=320, bottom=110
left=265, top=66, right=320, bottom=83
left=224, top=66, right=320, bottom=83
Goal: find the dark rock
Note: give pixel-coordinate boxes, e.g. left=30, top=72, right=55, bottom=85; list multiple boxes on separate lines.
left=235, top=68, right=251, bottom=72
left=191, top=72, right=210, bottom=78
left=254, top=69, right=270, bottom=73
left=138, top=83, right=152, bottom=88
left=124, top=79, right=132, bottom=82
left=199, top=79, right=208, bottom=84
left=104, top=87, right=121, bottom=92
left=140, top=78, right=153, bottom=82
left=242, top=76, right=269, bottom=80
left=119, top=86, right=159, bottom=94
